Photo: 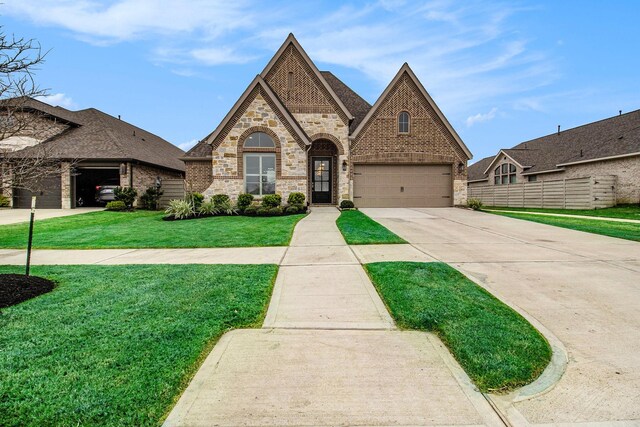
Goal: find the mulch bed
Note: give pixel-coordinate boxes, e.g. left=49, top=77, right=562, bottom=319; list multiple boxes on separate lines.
left=0, top=274, right=55, bottom=308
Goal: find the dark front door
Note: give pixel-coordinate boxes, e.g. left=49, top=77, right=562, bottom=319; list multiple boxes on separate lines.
left=312, top=157, right=332, bottom=204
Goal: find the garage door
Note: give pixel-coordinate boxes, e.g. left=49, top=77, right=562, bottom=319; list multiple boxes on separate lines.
left=353, top=164, right=452, bottom=208
left=12, top=176, right=62, bottom=209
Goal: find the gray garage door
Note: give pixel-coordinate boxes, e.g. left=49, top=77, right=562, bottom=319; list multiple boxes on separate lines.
left=12, top=176, right=62, bottom=209
left=353, top=164, right=452, bottom=208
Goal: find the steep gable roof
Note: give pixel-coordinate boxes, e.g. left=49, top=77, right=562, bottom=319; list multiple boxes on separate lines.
left=260, top=33, right=354, bottom=122
left=12, top=102, right=185, bottom=172
left=350, top=63, right=472, bottom=159
left=467, top=156, right=493, bottom=181
left=184, top=75, right=311, bottom=158
left=321, top=71, right=371, bottom=133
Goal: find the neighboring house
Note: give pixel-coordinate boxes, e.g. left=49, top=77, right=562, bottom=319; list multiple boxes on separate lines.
left=183, top=34, right=472, bottom=208
left=468, top=109, right=640, bottom=205
left=0, top=97, right=185, bottom=209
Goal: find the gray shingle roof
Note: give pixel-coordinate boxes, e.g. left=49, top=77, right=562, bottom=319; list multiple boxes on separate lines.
left=320, top=71, right=371, bottom=133
left=468, top=156, right=493, bottom=181
left=13, top=101, right=185, bottom=172
left=468, top=109, right=640, bottom=180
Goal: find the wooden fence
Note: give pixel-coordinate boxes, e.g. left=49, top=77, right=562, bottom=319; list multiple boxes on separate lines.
left=158, top=179, right=185, bottom=208
left=468, top=175, right=616, bottom=209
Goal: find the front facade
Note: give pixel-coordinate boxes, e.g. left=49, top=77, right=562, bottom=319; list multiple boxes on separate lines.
left=468, top=110, right=640, bottom=204
left=184, top=34, right=472, bottom=207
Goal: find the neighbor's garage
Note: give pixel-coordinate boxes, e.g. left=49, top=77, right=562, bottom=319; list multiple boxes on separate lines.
left=353, top=164, right=452, bottom=208
left=12, top=176, right=62, bottom=209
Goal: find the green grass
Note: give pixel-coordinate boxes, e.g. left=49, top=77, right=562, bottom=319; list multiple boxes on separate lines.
left=336, top=210, right=406, bottom=244
left=483, top=204, right=640, bottom=220
left=0, top=210, right=305, bottom=248
left=0, top=264, right=278, bottom=427
left=365, top=262, right=551, bottom=392
left=490, top=211, right=640, bottom=242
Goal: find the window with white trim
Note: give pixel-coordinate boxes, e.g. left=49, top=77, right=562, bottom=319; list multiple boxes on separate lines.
left=244, top=153, right=276, bottom=195
left=398, top=111, right=410, bottom=134
left=494, top=163, right=517, bottom=185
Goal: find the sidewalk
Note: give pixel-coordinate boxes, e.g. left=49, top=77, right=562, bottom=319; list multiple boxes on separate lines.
left=163, top=207, right=503, bottom=426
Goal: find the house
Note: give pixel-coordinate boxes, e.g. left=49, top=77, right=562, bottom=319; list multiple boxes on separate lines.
left=183, top=34, right=472, bottom=208
left=468, top=109, right=640, bottom=205
left=1, top=97, right=185, bottom=209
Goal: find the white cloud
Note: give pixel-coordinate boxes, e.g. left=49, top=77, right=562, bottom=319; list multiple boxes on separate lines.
left=177, top=139, right=198, bottom=151
left=466, top=107, right=498, bottom=127
left=35, top=93, right=76, bottom=109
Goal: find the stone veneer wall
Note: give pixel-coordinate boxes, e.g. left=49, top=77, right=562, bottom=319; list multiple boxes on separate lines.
left=204, top=93, right=307, bottom=201
left=351, top=72, right=469, bottom=205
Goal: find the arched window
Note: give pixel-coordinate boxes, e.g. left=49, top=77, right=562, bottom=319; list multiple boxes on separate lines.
left=398, top=111, right=410, bottom=134
left=243, top=132, right=276, bottom=196
left=494, top=163, right=517, bottom=185
left=243, top=132, right=275, bottom=148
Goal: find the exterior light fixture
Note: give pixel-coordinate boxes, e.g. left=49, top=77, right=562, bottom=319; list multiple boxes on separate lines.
left=457, top=162, right=464, bottom=173
left=119, top=163, right=127, bottom=175
left=155, top=176, right=162, bottom=188
left=342, top=160, right=348, bottom=172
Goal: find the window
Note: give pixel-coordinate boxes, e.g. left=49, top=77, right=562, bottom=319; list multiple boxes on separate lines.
left=243, top=132, right=275, bottom=148
left=244, top=153, right=276, bottom=195
left=528, top=175, right=537, bottom=182
left=494, top=163, right=517, bottom=185
left=398, top=111, right=410, bottom=134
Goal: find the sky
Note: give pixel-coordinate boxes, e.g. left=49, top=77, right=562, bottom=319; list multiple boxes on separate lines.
left=2, top=0, right=639, bottom=164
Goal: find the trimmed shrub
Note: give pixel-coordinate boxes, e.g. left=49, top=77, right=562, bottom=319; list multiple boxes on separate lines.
left=187, top=192, right=204, bottom=209
left=114, top=187, right=137, bottom=208
left=0, top=195, right=9, bottom=207
left=105, top=201, right=127, bottom=211
left=287, top=192, right=305, bottom=205
left=339, top=200, right=355, bottom=209
left=268, top=206, right=283, bottom=216
left=467, top=198, right=483, bottom=210
left=237, top=193, right=254, bottom=212
left=261, top=194, right=281, bottom=208
left=140, top=186, right=163, bottom=210
left=198, top=200, right=219, bottom=216
left=165, top=199, right=196, bottom=220
left=211, top=194, right=230, bottom=207
left=284, top=203, right=305, bottom=215
left=256, top=206, right=270, bottom=216
left=243, top=205, right=258, bottom=216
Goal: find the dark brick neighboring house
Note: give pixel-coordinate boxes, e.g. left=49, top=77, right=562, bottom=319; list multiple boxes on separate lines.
left=468, top=109, right=640, bottom=204
left=183, top=34, right=472, bottom=207
left=1, top=97, right=185, bottom=209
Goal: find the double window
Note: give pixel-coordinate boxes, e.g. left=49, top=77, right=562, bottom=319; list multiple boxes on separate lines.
left=494, top=163, right=516, bottom=185
left=243, top=132, right=276, bottom=196
left=398, top=111, right=410, bottom=134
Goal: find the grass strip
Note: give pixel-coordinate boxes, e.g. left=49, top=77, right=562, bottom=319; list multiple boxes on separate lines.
left=0, top=264, right=277, bottom=427
left=0, top=210, right=305, bottom=248
left=336, top=210, right=406, bottom=245
left=365, top=261, right=551, bottom=392
left=490, top=211, right=640, bottom=242
left=483, top=204, right=640, bottom=220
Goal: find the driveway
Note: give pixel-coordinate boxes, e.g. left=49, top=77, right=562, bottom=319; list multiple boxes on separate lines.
left=0, top=208, right=102, bottom=225
left=362, top=207, right=640, bottom=425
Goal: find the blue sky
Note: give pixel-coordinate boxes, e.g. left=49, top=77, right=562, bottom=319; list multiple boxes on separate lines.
left=2, top=0, right=639, bottom=163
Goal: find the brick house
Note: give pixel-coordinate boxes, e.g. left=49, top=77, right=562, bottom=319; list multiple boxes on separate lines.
left=1, top=97, right=185, bottom=209
left=468, top=110, right=640, bottom=205
left=183, top=34, right=472, bottom=208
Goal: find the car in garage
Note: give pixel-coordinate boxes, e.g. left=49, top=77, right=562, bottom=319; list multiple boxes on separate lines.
left=95, top=178, right=120, bottom=205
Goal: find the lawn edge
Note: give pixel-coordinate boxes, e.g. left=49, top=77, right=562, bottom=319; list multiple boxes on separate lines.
left=336, top=210, right=407, bottom=245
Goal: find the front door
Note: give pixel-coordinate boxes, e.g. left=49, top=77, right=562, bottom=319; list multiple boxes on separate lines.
left=311, top=157, right=332, bottom=204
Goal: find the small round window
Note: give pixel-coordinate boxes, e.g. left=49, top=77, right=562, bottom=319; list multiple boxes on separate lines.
left=244, top=132, right=275, bottom=148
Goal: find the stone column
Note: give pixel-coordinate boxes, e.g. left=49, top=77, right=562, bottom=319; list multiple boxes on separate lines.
left=60, top=162, right=72, bottom=209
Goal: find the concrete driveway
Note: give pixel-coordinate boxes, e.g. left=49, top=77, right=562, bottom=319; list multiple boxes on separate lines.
left=0, top=208, right=102, bottom=225
left=362, top=207, right=640, bottom=425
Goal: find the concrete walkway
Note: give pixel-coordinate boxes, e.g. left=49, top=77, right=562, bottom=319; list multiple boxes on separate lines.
left=0, top=207, right=102, bottom=225
left=163, top=208, right=503, bottom=427
left=486, top=208, right=640, bottom=224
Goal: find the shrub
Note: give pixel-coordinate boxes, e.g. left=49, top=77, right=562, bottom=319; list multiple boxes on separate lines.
left=287, top=192, right=305, bottom=205
left=467, top=198, right=483, bottom=210
left=0, top=195, right=9, bottom=207
left=284, top=204, right=301, bottom=214
left=211, top=194, right=230, bottom=207
left=340, top=200, right=355, bottom=209
left=139, top=186, right=163, bottom=210
left=165, top=199, right=196, bottom=220
left=105, top=201, right=127, bottom=211
left=198, top=200, right=219, bottom=216
left=114, top=187, right=137, bottom=208
left=243, top=205, right=258, bottom=216
left=187, top=192, right=204, bottom=209
left=268, top=206, right=283, bottom=216
left=261, top=194, right=281, bottom=208
left=256, top=206, right=270, bottom=216
left=217, top=199, right=238, bottom=215
left=237, top=193, right=254, bottom=212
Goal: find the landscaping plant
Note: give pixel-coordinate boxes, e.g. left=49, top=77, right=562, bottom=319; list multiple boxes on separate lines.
left=467, top=198, right=483, bottom=210
left=165, top=199, right=196, bottom=220
left=140, top=186, right=163, bottom=210
left=186, top=192, right=204, bottom=209
left=237, top=193, right=254, bottom=212
left=0, top=195, right=9, bottom=207
left=105, top=201, right=127, bottom=211
left=339, top=199, right=355, bottom=209
left=197, top=200, right=219, bottom=216
left=114, top=187, right=137, bottom=209
left=261, top=194, right=282, bottom=208
left=287, top=192, right=305, bottom=205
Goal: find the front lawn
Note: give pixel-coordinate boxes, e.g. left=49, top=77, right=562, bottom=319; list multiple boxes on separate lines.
left=0, top=210, right=305, bottom=248
left=483, top=204, right=640, bottom=220
left=0, top=264, right=278, bottom=427
left=336, top=210, right=406, bottom=245
left=490, top=211, right=640, bottom=242
left=365, top=262, right=551, bottom=392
